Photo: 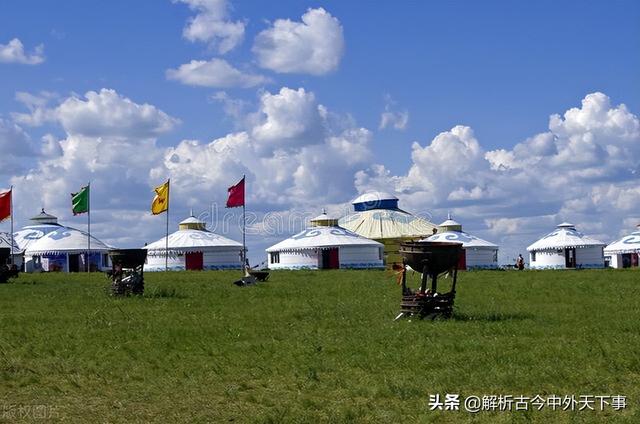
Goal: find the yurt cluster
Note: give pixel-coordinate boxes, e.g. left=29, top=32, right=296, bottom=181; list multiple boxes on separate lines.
left=1, top=192, right=638, bottom=273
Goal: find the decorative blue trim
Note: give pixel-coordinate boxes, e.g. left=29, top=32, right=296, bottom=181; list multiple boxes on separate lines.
left=354, top=199, right=399, bottom=211
left=144, top=263, right=241, bottom=271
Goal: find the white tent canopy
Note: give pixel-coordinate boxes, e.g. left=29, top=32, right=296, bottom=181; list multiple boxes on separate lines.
left=423, top=230, right=497, bottom=249
left=527, top=223, right=605, bottom=251
left=604, top=227, right=640, bottom=255
left=266, top=226, right=383, bottom=252
left=144, top=229, right=242, bottom=254
left=25, top=227, right=112, bottom=255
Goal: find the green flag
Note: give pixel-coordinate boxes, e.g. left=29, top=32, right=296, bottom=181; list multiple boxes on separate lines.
left=71, top=185, right=89, bottom=215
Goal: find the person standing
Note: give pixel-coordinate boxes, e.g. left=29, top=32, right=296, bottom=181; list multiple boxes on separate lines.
left=516, top=254, right=525, bottom=270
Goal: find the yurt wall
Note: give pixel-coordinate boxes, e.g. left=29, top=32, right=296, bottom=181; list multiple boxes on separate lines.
left=339, top=245, right=382, bottom=268
left=465, top=249, right=498, bottom=269
left=575, top=246, right=605, bottom=268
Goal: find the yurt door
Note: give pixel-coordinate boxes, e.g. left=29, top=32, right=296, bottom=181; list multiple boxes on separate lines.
left=564, top=248, right=576, bottom=268
left=185, top=252, right=203, bottom=270
left=320, top=248, right=340, bottom=269
left=457, top=249, right=467, bottom=270
left=68, top=254, right=81, bottom=272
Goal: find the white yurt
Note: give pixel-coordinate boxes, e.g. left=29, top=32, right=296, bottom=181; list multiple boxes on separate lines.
left=339, top=192, right=437, bottom=265
left=266, top=212, right=384, bottom=270
left=143, top=213, right=243, bottom=271
left=423, top=216, right=499, bottom=270
left=0, top=232, right=23, bottom=268
left=527, top=222, right=605, bottom=269
left=16, top=209, right=112, bottom=272
left=604, top=225, right=640, bottom=268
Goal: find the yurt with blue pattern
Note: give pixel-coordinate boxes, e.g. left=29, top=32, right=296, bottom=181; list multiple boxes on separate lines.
left=423, top=216, right=499, bottom=270
left=143, top=214, right=243, bottom=271
left=266, top=212, right=384, bottom=270
left=527, top=222, right=605, bottom=269
left=604, top=225, right=640, bottom=269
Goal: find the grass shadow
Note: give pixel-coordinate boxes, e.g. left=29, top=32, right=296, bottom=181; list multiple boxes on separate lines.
left=451, top=311, right=534, bottom=322
left=144, top=287, right=188, bottom=299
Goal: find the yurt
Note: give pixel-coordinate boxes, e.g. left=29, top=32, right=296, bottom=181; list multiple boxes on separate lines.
left=339, top=192, right=437, bottom=265
left=266, top=212, right=384, bottom=270
left=16, top=209, right=111, bottom=272
left=0, top=232, right=22, bottom=268
left=527, top=222, right=605, bottom=269
left=423, top=216, right=499, bottom=270
left=604, top=225, right=640, bottom=268
left=143, top=213, right=243, bottom=271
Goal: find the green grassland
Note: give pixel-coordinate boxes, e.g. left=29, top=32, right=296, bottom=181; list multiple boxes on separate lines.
left=0, top=269, right=638, bottom=423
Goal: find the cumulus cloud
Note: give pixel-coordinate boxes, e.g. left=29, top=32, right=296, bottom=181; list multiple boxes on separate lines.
left=253, top=8, right=344, bottom=75
left=166, top=58, right=269, bottom=88
left=175, top=0, right=245, bottom=53
left=356, top=92, right=640, bottom=263
left=8, top=89, right=179, bottom=247
left=0, top=38, right=45, bottom=65
left=155, top=86, right=372, bottom=209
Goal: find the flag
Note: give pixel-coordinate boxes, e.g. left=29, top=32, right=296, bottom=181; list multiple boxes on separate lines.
left=226, top=177, right=245, bottom=208
left=0, top=189, right=10, bottom=222
left=71, top=185, right=89, bottom=215
left=151, top=180, right=170, bottom=215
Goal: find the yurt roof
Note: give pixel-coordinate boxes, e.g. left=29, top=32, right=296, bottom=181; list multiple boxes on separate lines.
left=439, top=218, right=461, bottom=227
left=25, top=227, right=112, bottom=255
left=527, top=223, right=605, bottom=251
left=144, top=229, right=242, bottom=253
left=423, top=230, right=498, bottom=249
left=604, top=227, right=640, bottom=254
left=338, top=209, right=437, bottom=240
left=0, top=232, right=22, bottom=254
left=13, top=223, right=63, bottom=251
left=30, top=209, right=58, bottom=224
left=179, top=216, right=205, bottom=225
left=352, top=192, right=398, bottom=204
left=266, top=226, right=383, bottom=252
left=351, top=191, right=400, bottom=212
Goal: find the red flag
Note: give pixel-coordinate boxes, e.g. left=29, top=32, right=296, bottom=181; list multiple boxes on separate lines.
left=226, top=177, right=245, bottom=208
left=0, top=189, right=11, bottom=222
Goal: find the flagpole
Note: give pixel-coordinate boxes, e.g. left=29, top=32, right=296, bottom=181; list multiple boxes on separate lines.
left=9, top=186, right=14, bottom=267
left=242, top=174, right=246, bottom=268
left=165, top=179, right=170, bottom=272
left=87, top=182, right=91, bottom=273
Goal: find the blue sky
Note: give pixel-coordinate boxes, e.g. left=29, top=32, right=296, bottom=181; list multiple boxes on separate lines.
left=1, top=0, right=639, bottom=264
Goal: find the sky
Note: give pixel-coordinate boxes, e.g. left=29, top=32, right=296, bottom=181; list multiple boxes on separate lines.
left=1, top=0, right=639, bottom=265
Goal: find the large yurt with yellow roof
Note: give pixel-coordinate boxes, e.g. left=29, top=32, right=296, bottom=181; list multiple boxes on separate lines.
left=338, top=192, right=437, bottom=266
left=266, top=211, right=384, bottom=270
left=143, top=213, right=243, bottom=271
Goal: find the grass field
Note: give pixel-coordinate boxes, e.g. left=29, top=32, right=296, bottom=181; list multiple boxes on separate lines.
left=0, top=269, right=638, bottom=423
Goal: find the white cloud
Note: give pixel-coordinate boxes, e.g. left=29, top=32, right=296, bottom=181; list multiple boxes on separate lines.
left=252, top=8, right=344, bottom=75
left=355, top=92, right=640, bottom=263
left=56, top=89, right=179, bottom=138
left=7, top=89, right=179, bottom=247
left=0, top=38, right=45, bottom=65
left=379, top=96, right=409, bottom=130
left=166, top=58, right=269, bottom=88
left=175, top=0, right=245, bottom=54
left=155, top=86, right=372, bottom=209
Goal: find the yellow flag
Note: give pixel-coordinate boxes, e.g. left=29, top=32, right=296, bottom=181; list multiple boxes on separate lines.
left=151, top=180, right=169, bottom=215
